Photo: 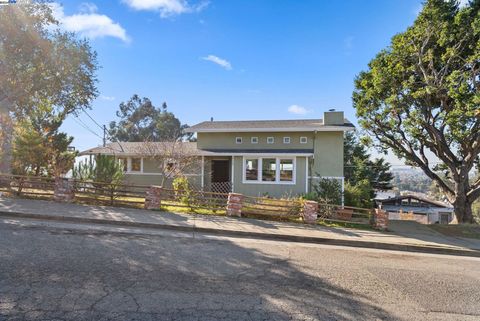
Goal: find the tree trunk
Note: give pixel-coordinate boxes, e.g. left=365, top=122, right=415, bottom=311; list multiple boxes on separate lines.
left=452, top=179, right=474, bottom=223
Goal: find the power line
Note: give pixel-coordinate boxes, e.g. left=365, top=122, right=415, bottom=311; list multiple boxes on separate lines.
left=72, top=116, right=103, bottom=140
left=82, top=108, right=104, bottom=131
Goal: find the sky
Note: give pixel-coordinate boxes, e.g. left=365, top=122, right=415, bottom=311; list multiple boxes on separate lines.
left=53, top=0, right=432, bottom=162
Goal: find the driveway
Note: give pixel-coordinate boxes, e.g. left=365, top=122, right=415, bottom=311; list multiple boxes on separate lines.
left=388, top=220, right=480, bottom=251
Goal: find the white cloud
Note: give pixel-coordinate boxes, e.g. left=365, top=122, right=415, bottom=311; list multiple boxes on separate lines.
left=100, top=95, right=116, bottom=101
left=288, top=105, right=310, bottom=115
left=52, top=3, right=130, bottom=43
left=123, top=0, right=209, bottom=17
left=201, top=55, right=232, bottom=70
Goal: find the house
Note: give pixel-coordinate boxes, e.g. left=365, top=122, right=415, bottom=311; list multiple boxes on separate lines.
left=80, top=110, right=354, bottom=199
left=375, top=194, right=454, bottom=224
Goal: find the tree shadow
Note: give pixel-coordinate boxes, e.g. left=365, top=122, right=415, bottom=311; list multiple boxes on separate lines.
left=0, top=222, right=399, bottom=321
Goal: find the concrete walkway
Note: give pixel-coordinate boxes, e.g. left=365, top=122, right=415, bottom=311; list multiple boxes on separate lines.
left=0, top=197, right=479, bottom=257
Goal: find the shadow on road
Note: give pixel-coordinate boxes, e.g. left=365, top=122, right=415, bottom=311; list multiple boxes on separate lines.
left=0, top=223, right=396, bottom=321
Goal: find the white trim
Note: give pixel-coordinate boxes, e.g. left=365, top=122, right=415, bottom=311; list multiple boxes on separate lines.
left=127, top=157, right=143, bottom=173
left=231, top=156, right=235, bottom=192
left=283, top=137, right=291, bottom=144
left=300, top=136, right=308, bottom=144
left=251, top=137, right=258, bottom=144
left=187, top=126, right=355, bottom=133
left=201, top=156, right=205, bottom=189
left=341, top=177, right=345, bottom=206
left=235, top=137, right=243, bottom=144
left=305, top=156, right=309, bottom=193
left=242, top=156, right=296, bottom=185
left=267, top=137, right=274, bottom=144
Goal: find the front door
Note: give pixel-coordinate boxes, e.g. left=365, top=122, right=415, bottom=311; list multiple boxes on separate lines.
left=211, top=160, right=231, bottom=193
left=212, top=160, right=230, bottom=182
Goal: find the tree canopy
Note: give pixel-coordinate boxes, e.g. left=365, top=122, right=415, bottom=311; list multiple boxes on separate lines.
left=343, top=132, right=393, bottom=208
left=108, top=95, right=192, bottom=142
left=353, top=0, right=480, bottom=223
left=0, top=0, right=99, bottom=173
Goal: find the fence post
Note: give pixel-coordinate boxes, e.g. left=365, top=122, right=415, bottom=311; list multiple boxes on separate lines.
left=53, top=177, right=75, bottom=203
left=372, top=207, right=389, bottom=231
left=226, top=192, right=244, bottom=217
left=303, top=200, right=318, bottom=224
left=145, top=185, right=163, bottom=210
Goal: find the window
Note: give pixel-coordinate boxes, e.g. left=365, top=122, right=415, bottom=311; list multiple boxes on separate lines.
left=243, top=157, right=295, bottom=184
left=251, top=137, right=258, bottom=144
left=118, top=158, right=128, bottom=172
left=236, top=137, right=243, bottom=144
left=262, top=158, right=276, bottom=181
left=245, top=159, right=258, bottom=181
left=267, top=137, right=274, bottom=144
left=131, top=158, right=142, bottom=172
left=300, top=136, right=308, bottom=144
left=283, top=137, right=291, bottom=144
left=279, top=159, right=294, bottom=182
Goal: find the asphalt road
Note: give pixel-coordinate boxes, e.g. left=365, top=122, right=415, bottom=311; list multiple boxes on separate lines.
left=0, top=219, right=479, bottom=321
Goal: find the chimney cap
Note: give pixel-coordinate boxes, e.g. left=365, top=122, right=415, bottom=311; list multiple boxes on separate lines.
left=328, top=108, right=336, bottom=112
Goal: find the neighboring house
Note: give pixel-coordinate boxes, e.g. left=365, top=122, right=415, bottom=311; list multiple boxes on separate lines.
left=375, top=194, right=454, bottom=224
left=80, top=110, right=354, bottom=199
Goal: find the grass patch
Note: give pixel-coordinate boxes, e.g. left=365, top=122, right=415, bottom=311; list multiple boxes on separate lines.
left=429, top=224, right=480, bottom=240
left=317, top=219, right=375, bottom=231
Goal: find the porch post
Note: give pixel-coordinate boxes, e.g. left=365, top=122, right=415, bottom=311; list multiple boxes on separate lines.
left=201, top=156, right=205, bottom=190
left=231, top=156, right=235, bottom=192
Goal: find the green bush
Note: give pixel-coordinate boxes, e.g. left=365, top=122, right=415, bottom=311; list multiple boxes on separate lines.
left=344, top=179, right=372, bottom=208
left=172, top=176, right=193, bottom=206
left=312, top=177, right=342, bottom=205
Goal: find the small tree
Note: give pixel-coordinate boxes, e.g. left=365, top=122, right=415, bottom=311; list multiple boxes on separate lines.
left=73, top=155, right=124, bottom=204
left=312, top=177, right=343, bottom=205
left=136, top=140, right=202, bottom=187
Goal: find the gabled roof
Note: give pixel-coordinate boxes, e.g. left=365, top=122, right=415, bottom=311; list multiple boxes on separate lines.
left=79, top=142, right=315, bottom=157
left=377, top=194, right=452, bottom=209
left=79, top=142, right=199, bottom=156
left=184, top=118, right=354, bottom=133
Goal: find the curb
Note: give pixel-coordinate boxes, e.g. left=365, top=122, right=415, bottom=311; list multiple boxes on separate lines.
left=1, top=210, right=479, bottom=258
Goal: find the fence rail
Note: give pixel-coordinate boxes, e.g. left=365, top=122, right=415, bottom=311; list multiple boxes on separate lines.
left=0, top=174, right=379, bottom=226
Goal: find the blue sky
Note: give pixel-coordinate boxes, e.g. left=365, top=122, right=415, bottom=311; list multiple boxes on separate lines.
left=55, top=0, right=426, bottom=156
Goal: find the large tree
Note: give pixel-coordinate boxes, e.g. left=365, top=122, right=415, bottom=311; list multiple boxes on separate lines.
left=0, top=0, right=98, bottom=173
left=353, top=0, right=480, bottom=223
left=109, top=95, right=192, bottom=142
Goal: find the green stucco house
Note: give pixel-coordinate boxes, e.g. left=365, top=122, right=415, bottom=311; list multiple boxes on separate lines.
left=80, top=110, right=354, bottom=199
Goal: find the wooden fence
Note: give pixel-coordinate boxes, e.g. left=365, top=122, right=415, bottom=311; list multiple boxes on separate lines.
left=0, top=174, right=376, bottom=226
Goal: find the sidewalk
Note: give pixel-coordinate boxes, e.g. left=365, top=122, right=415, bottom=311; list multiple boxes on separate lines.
left=1, top=197, right=479, bottom=257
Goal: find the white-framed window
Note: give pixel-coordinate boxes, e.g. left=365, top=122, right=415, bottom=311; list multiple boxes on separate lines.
left=267, top=137, right=274, bottom=144
left=300, top=136, right=308, bottom=144
left=251, top=137, right=258, bottom=144
left=130, top=157, right=142, bottom=172
left=236, top=137, right=243, bottom=144
left=118, top=157, right=128, bottom=172
left=283, top=137, right=291, bottom=144
left=245, top=159, right=259, bottom=181
left=242, top=157, right=296, bottom=184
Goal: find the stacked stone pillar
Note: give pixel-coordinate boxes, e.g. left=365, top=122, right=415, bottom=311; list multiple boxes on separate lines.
left=145, top=185, right=163, bottom=210
left=53, top=177, right=75, bottom=203
left=226, top=193, right=244, bottom=217
left=303, top=200, right=318, bottom=224
left=372, top=208, right=389, bottom=231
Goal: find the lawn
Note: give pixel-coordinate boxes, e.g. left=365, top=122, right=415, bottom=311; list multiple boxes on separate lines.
left=429, top=224, right=480, bottom=240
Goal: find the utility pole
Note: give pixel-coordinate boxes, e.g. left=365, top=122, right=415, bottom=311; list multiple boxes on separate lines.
left=103, top=125, right=107, bottom=147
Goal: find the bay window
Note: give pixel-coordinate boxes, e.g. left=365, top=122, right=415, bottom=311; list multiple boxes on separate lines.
left=243, top=157, right=295, bottom=184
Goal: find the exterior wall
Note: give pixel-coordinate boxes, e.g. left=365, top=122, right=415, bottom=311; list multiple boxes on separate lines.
left=311, top=131, right=344, bottom=178
left=232, top=156, right=307, bottom=198
left=123, top=173, right=202, bottom=190
left=197, top=132, right=315, bottom=150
